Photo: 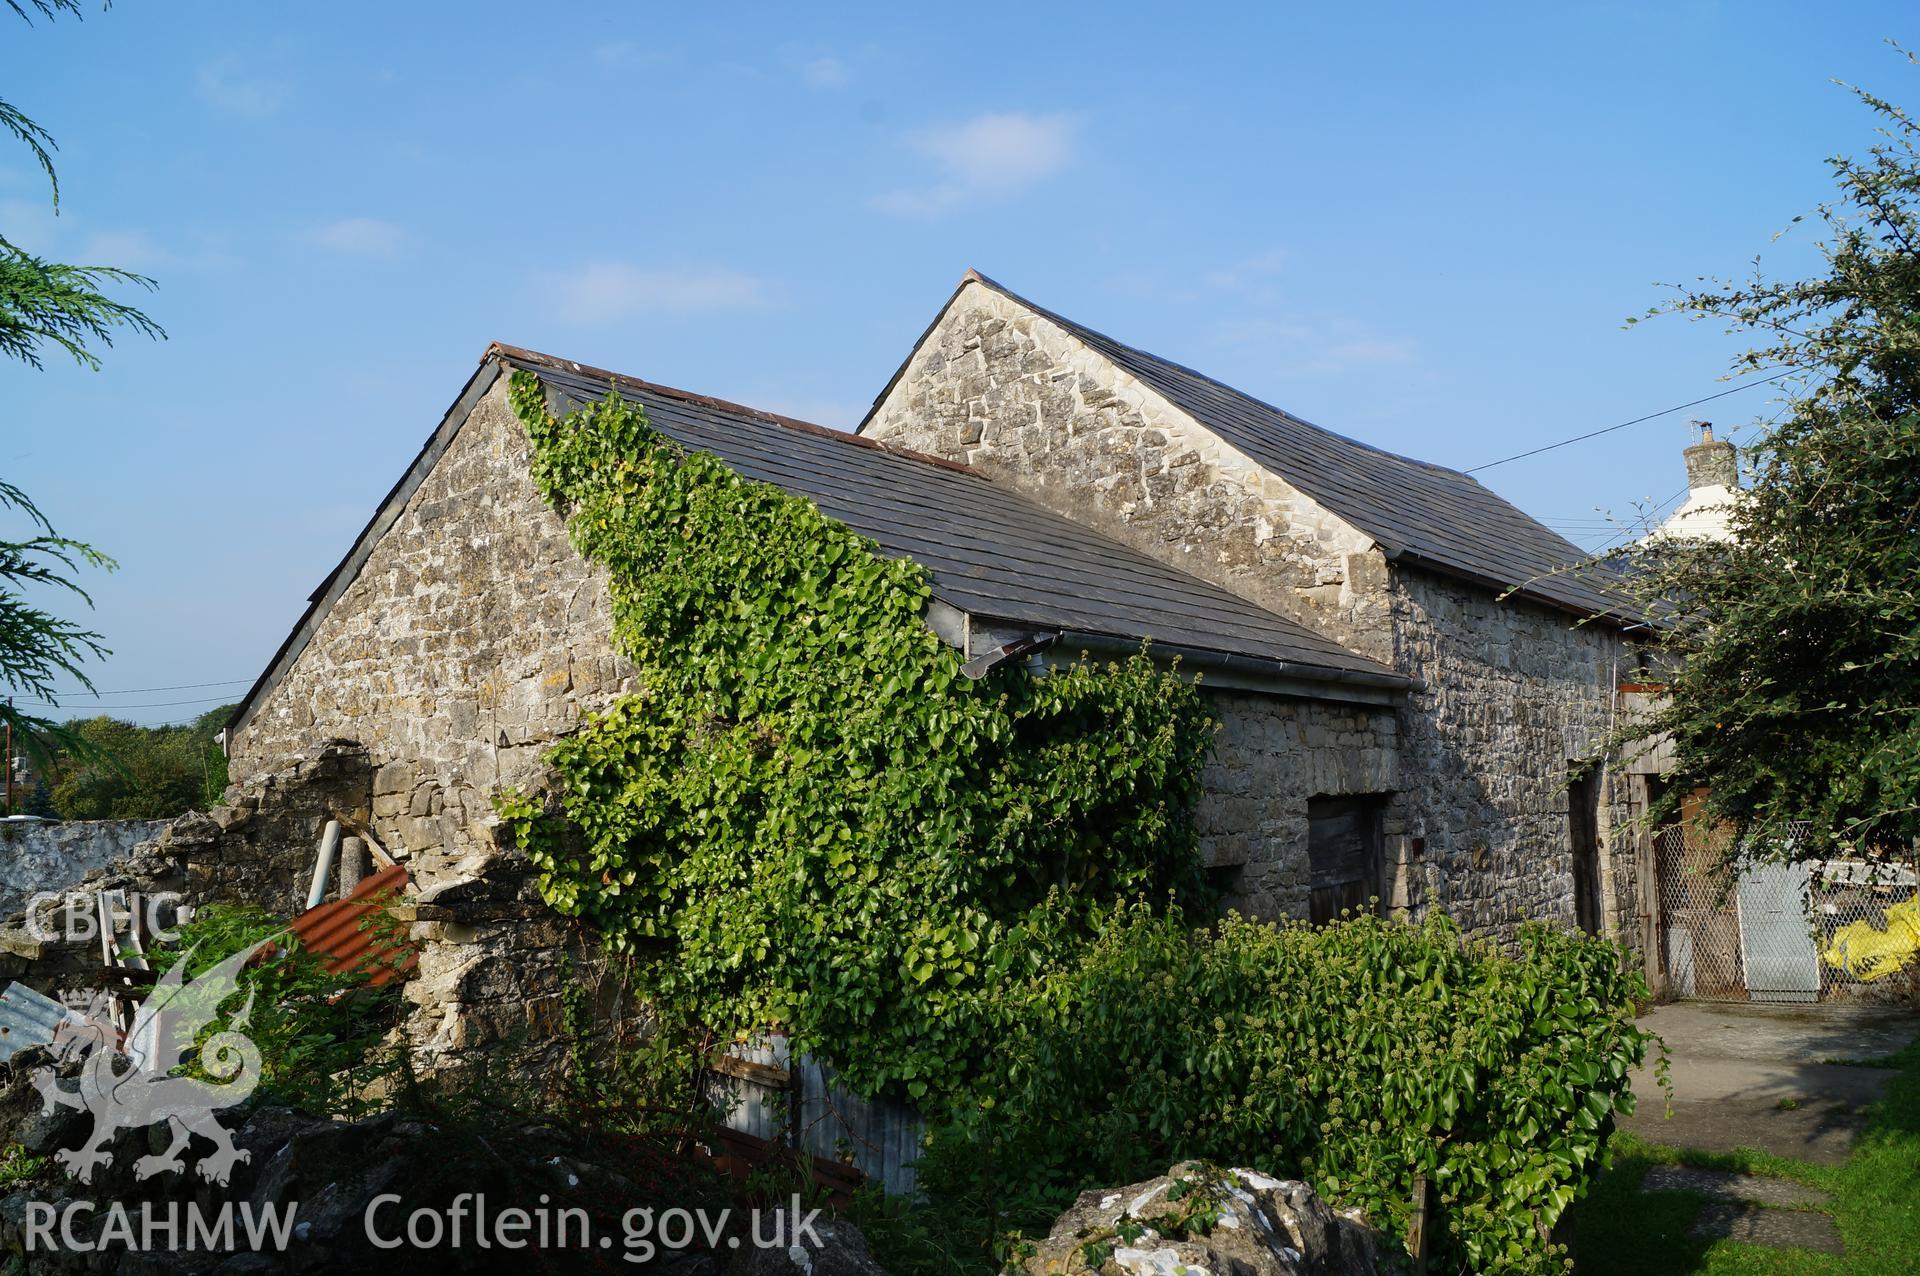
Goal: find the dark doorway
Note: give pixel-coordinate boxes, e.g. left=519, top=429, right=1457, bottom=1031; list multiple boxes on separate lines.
left=1568, top=765, right=1603, bottom=934
left=1307, top=795, right=1383, bottom=924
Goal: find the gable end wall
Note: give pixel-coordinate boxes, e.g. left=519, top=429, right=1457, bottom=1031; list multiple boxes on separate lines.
left=865, top=283, right=1395, bottom=665
left=230, top=377, right=635, bottom=863
left=866, top=284, right=1643, bottom=942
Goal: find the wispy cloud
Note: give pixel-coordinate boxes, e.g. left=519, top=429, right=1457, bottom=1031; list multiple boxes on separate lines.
left=304, top=217, right=406, bottom=258
left=195, top=56, right=291, bottom=118
left=535, top=263, right=771, bottom=323
left=802, top=55, right=848, bottom=89
left=0, top=196, right=58, bottom=255
left=1204, top=249, right=1290, bottom=293
left=2, top=211, right=231, bottom=273
left=1211, top=315, right=1416, bottom=377
left=75, top=229, right=170, bottom=271
left=872, top=111, right=1081, bottom=217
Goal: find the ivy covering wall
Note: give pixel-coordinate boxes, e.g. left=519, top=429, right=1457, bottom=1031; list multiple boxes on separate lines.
left=497, top=373, right=1217, bottom=1100
left=496, top=375, right=1654, bottom=1275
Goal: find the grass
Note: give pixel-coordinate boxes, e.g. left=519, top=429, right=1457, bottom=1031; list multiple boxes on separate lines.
left=1565, top=1035, right=1920, bottom=1275
left=0, top=1144, right=46, bottom=1188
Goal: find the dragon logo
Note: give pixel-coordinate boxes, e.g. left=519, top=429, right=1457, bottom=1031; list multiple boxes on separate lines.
left=32, top=939, right=274, bottom=1186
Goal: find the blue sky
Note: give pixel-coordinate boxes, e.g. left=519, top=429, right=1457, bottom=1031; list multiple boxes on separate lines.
left=4, top=2, right=1910, bottom=724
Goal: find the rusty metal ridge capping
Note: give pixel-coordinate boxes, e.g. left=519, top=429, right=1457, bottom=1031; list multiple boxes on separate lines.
left=486, top=343, right=979, bottom=477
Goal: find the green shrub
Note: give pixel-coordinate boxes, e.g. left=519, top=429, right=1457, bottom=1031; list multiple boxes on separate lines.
left=49, top=704, right=235, bottom=820
left=155, top=903, right=404, bottom=1117
left=919, top=902, right=1657, bottom=1276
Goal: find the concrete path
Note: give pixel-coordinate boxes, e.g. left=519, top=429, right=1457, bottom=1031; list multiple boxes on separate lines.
left=1639, top=1166, right=1843, bottom=1254
left=1619, top=1000, right=1918, bottom=1165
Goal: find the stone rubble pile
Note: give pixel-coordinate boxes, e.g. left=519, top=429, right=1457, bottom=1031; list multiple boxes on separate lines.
left=1012, top=1161, right=1396, bottom=1276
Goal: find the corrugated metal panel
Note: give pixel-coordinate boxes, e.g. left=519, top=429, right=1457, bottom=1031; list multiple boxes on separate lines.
left=711, top=1034, right=791, bottom=1143
left=713, top=1034, right=926, bottom=1196
left=0, top=981, right=78, bottom=1063
left=793, top=1056, right=926, bottom=1197
left=288, top=864, right=417, bottom=986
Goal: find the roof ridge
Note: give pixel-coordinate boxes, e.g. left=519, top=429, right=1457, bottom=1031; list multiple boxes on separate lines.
left=485, top=343, right=979, bottom=477
left=867, top=274, right=1635, bottom=627
left=956, top=276, right=1476, bottom=484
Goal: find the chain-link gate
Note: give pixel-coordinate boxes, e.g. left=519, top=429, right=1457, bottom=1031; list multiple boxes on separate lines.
left=1809, top=858, right=1920, bottom=997
left=1655, top=819, right=1919, bottom=1002
left=1655, top=824, right=1746, bottom=999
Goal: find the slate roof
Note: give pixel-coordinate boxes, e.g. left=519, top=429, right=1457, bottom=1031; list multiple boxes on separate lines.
left=501, top=347, right=1403, bottom=688
left=868, top=273, right=1636, bottom=624
left=229, top=348, right=1407, bottom=733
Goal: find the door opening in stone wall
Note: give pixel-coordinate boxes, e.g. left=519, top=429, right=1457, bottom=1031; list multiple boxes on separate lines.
left=1568, top=764, right=1603, bottom=935
left=1307, top=795, right=1384, bottom=924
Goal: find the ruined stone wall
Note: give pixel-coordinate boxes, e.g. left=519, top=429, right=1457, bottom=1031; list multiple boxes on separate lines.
left=865, top=282, right=1644, bottom=944
left=0, top=819, right=168, bottom=920
left=227, top=379, right=635, bottom=1073
left=1199, top=689, right=1400, bottom=918
left=865, top=283, right=1395, bottom=665
left=230, top=376, right=635, bottom=869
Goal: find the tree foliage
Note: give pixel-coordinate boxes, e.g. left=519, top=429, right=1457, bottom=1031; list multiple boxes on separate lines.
left=2, top=0, right=159, bottom=769
left=0, top=479, right=114, bottom=770
left=1, top=0, right=162, bottom=370
left=47, top=704, right=232, bottom=819
left=1610, top=65, right=1920, bottom=860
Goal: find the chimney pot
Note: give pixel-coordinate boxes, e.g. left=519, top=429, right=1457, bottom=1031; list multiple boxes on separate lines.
left=1682, top=420, right=1737, bottom=492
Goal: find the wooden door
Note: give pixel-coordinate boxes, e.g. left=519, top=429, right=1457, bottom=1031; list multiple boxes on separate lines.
left=1309, top=796, right=1382, bottom=924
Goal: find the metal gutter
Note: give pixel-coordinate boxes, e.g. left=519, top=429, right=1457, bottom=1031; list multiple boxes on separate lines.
left=1047, top=629, right=1412, bottom=704
left=925, top=601, right=1409, bottom=705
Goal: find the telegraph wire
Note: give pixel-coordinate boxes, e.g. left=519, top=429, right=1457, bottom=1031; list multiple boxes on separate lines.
left=1465, top=371, right=1792, bottom=475
left=14, top=693, right=242, bottom=712
left=22, top=677, right=250, bottom=698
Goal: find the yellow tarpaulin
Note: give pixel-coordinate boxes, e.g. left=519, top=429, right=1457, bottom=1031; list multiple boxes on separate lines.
left=1822, top=896, right=1920, bottom=982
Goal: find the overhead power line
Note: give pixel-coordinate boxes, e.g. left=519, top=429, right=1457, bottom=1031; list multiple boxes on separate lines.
left=1465, top=371, right=1793, bottom=475
left=22, top=677, right=251, bottom=698
left=16, top=693, right=242, bottom=712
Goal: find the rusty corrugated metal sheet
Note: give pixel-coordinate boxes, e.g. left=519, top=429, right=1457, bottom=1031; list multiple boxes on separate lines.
left=0, top=981, right=78, bottom=1063
left=288, top=863, right=417, bottom=986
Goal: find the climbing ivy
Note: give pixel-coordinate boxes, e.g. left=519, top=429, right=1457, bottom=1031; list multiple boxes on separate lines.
left=498, top=373, right=1216, bottom=1100
left=496, top=373, right=1655, bottom=1274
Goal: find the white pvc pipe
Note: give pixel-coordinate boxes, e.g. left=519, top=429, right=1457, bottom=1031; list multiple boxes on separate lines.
left=306, top=819, right=341, bottom=911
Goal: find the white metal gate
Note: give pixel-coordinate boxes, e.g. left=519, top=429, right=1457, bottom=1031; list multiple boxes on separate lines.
left=1735, top=860, right=1820, bottom=1002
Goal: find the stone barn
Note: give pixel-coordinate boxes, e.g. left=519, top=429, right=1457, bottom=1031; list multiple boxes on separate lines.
left=859, top=273, right=1648, bottom=938
left=219, top=275, right=1647, bottom=1063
